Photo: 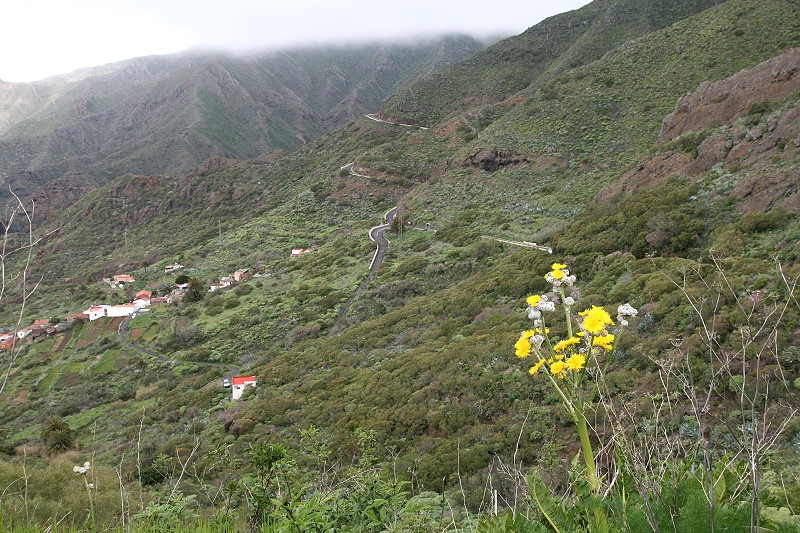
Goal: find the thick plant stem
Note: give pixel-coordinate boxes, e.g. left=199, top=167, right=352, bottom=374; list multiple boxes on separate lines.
left=574, top=407, right=600, bottom=493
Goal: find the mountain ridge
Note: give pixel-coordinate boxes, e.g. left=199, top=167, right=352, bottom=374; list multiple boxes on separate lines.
left=0, top=37, right=485, bottom=214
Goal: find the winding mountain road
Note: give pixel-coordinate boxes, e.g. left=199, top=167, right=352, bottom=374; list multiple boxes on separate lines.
left=329, top=163, right=397, bottom=335
left=120, top=161, right=396, bottom=355
left=329, top=207, right=395, bottom=335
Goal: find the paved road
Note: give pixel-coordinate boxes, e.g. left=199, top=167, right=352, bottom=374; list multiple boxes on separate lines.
left=329, top=165, right=397, bottom=335
left=364, top=114, right=429, bottom=130
left=118, top=314, right=240, bottom=381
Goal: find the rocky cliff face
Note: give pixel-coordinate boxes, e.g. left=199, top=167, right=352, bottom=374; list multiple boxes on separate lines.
left=599, top=47, right=800, bottom=213
left=658, top=47, right=800, bottom=143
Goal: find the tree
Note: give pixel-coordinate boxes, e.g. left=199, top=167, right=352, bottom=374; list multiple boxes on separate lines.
left=40, top=416, right=76, bottom=454
left=183, top=278, right=205, bottom=303
left=0, top=190, right=52, bottom=398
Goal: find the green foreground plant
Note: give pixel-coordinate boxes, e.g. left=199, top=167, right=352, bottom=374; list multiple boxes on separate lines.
left=514, top=262, right=637, bottom=493
left=2, top=261, right=798, bottom=532
left=505, top=259, right=800, bottom=533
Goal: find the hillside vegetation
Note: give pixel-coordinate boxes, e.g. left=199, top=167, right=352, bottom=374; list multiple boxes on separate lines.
left=0, top=36, right=484, bottom=214
left=1, top=0, right=800, bottom=530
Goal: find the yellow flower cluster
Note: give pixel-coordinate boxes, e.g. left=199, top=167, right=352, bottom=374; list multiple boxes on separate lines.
left=526, top=294, right=542, bottom=307
left=549, top=263, right=567, bottom=280
left=512, top=262, right=638, bottom=493
left=514, top=329, right=547, bottom=358
left=529, top=352, right=587, bottom=378
left=579, top=305, right=615, bottom=335
left=514, top=330, right=535, bottom=358
left=515, top=263, right=624, bottom=380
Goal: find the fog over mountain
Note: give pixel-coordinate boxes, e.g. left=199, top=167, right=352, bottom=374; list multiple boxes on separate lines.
left=1, top=0, right=591, bottom=82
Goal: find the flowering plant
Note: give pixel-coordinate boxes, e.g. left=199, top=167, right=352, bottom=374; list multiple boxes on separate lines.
left=74, top=461, right=96, bottom=528
left=515, top=263, right=637, bottom=492
left=73, top=461, right=91, bottom=475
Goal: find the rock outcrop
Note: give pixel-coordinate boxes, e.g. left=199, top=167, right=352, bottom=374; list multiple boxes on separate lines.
left=599, top=48, right=800, bottom=214
left=658, top=48, right=800, bottom=143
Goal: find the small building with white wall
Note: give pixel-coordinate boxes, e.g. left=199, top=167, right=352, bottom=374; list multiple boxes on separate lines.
left=231, top=375, right=257, bottom=400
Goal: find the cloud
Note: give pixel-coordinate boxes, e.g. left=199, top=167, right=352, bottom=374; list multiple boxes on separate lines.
left=1, top=0, right=590, bottom=82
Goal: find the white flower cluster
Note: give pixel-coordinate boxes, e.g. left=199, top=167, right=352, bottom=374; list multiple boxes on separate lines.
left=530, top=334, right=546, bottom=350
left=545, top=271, right=577, bottom=288
left=73, top=461, right=91, bottom=475
left=617, top=303, right=638, bottom=326
left=526, top=295, right=557, bottom=328
left=538, top=299, right=557, bottom=312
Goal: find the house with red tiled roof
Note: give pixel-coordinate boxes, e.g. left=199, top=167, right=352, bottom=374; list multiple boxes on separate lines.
left=134, top=290, right=152, bottom=303
left=0, top=333, right=15, bottom=350
left=231, top=375, right=257, bottom=400
left=16, top=319, right=49, bottom=340
left=112, top=274, right=136, bottom=285
left=65, top=311, right=87, bottom=323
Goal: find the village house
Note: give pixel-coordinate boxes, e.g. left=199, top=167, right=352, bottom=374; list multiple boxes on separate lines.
left=46, top=323, right=72, bottom=335
left=82, top=299, right=150, bottom=321
left=233, top=269, right=250, bottom=282
left=16, top=319, right=50, bottom=341
left=209, top=277, right=234, bottom=291
left=134, top=290, right=152, bottom=304
left=164, top=263, right=184, bottom=273
left=106, top=274, right=136, bottom=288
left=0, top=333, right=15, bottom=350
left=290, top=247, right=314, bottom=258
left=231, top=375, right=258, bottom=400
left=65, top=311, right=88, bottom=323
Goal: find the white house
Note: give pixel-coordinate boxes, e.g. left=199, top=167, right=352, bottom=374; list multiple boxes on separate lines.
left=105, top=303, right=140, bottom=317
left=84, top=305, right=109, bottom=321
left=82, top=300, right=150, bottom=321
left=231, top=375, right=258, bottom=400
left=209, top=277, right=233, bottom=292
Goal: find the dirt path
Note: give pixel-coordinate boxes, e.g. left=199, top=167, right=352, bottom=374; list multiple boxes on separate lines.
left=118, top=314, right=240, bottom=380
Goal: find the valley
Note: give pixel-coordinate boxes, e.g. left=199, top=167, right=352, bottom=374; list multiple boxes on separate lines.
left=1, top=0, right=800, bottom=531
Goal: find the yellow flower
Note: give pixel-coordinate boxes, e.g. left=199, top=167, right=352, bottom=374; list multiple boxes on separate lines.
left=565, top=353, right=587, bottom=371
left=526, top=294, right=542, bottom=306
left=579, top=305, right=615, bottom=335
left=551, top=263, right=568, bottom=270
left=592, top=333, right=615, bottom=351
left=549, top=360, right=568, bottom=378
left=529, top=359, right=546, bottom=375
left=553, top=336, right=582, bottom=352
left=515, top=330, right=535, bottom=358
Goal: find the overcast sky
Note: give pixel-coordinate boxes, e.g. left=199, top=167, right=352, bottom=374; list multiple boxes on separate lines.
left=2, top=0, right=591, bottom=83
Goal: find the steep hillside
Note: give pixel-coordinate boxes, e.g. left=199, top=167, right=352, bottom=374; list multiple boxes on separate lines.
left=0, top=36, right=484, bottom=213
left=379, top=0, right=727, bottom=125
